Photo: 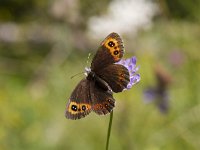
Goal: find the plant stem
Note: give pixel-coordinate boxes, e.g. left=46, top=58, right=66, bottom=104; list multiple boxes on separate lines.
left=106, top=110, right=113, bottom=150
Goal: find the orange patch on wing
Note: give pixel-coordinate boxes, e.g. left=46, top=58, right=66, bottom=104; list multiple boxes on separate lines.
left=67, top=101, right=91, bottom=115
left=103, top=38, right=122, bottom=61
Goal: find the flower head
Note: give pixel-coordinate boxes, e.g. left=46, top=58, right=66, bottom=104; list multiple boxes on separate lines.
left=144, top=88, right=169, bottom=113
left=143, top=64, right=171, bottom=114
left=116, top=56, right=140, bottom=90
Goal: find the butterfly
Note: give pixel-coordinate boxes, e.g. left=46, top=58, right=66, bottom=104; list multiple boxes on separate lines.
left=65, top=32, right=130, bottom=120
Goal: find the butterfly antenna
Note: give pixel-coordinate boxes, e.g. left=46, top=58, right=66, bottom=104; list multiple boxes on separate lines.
left=70, top=72, right=85, bottom=79
left=71, top=53, right=92, bottom=79
left=86, top=53, right=91, bottom=67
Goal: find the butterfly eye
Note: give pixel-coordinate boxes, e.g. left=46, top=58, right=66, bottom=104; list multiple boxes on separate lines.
left=71, top=105, right=78, bottom=111
left=82, top=105, right=86, bottom=111
left=105, top=104, right=108, bottom=108
left=113, top=50, right=119, bottom=55
left=107, top=99, right=115, bottom=107
left=108, top=41, right=115, bottom=47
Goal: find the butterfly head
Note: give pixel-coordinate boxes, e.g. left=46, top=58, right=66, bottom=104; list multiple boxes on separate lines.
left=85, top=67, right=97, bottom=81
left=84, top=67, right=91, bottom=76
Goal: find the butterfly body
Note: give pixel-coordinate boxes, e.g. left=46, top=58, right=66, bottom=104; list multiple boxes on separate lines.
left=86, top=70, right=112, bottom=92
left=65, top=33, right=130, bottom=120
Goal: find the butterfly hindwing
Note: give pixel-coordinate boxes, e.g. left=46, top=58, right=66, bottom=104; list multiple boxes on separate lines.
left=91, top=32, right=124, bottom=71
left=96, top=64, right=130, bottom=93
left=90, top=81, right=115, bottom=115
left=65, top=79, right=92, bottom=120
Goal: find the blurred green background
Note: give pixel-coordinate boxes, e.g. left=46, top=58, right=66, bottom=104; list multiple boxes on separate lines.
left=0, top=0, right=200, bottom=150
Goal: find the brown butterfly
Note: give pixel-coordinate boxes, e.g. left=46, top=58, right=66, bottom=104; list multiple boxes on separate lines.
left=65, top=32, right=130, bottom=120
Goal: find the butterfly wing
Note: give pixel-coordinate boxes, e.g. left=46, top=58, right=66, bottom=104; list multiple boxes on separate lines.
left=65, top=79, right=92, bottom=120
left=91, top=32, right=124, bottom=71
left=96, top=64, right=130, bottom=93
left=91, top=32, right=130, bottom=93
left=90, top=81, right=115, bottom=115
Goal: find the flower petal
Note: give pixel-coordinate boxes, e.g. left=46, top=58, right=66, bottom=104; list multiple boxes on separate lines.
left=116, top=56, right=140, bottom=90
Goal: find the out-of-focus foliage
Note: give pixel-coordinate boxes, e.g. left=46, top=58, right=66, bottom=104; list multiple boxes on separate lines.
left=0, top=0, right=48, bottom=22
left=0, top=0, right=200, bottom=150
left=79, top=0, right=112, bottom=29
left=160, top=0, right=200, bottom=21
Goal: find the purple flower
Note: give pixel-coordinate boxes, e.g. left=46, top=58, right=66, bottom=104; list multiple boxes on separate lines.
left=143, top=64, right=172, bottom=114
left=116, top=56, right=140, bottom=90
left=144, top=88, right=169, bottom=113
left=144, top=88, right=157, bottom=103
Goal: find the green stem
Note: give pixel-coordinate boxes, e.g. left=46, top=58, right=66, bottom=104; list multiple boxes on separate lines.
left=106, top=110, right=113, bottom=150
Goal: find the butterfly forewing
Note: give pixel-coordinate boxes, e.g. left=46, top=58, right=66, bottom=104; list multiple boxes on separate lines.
left=91, top=33, right=124, bottom=71
left=65, top=79, right=92, bottom=120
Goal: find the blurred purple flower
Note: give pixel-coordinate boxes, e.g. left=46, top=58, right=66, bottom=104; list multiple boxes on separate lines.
left=158, top=92, right=169, bottom=113
left=116, top=56, right=140, bottom=90
left=144, top=88, right=156, bottom=103
left=143, top=65, right=171, bottom=114
left=144, top=88, right=169, bottom=113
